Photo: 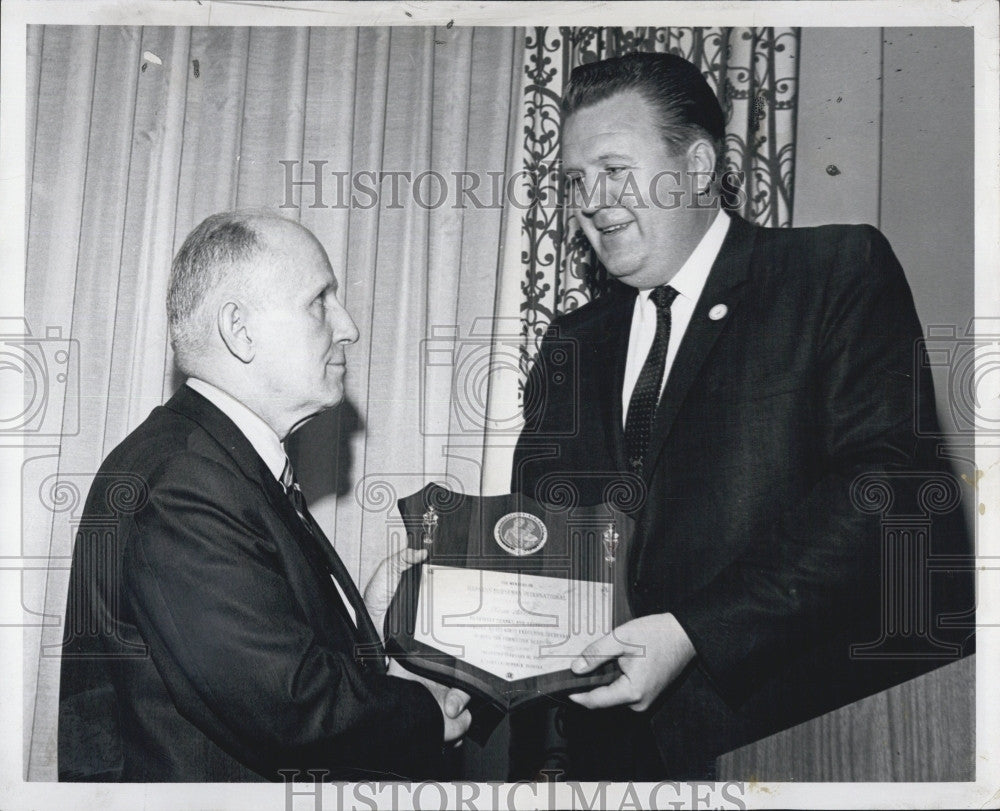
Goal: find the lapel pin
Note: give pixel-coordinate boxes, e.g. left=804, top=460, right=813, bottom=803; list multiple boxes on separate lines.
left=708, top=304, right=728, bottom=321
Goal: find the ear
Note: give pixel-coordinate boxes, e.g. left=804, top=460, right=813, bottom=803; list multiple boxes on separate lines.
left=217, top=300, right=255, bottom=363
left=686, top=139, right=718, bottom=195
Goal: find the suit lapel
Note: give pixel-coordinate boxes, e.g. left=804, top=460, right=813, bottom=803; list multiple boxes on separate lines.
left=643, top=214, right=757, bottom=477
left=596, top=286, right=638, bottom=472
left=296, top=502, right=385, bottom=657
left=163, top=386, right=380, bottom=650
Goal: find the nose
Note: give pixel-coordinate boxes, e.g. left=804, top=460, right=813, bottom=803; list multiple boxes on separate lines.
left=578, top=192, right=600, bottom=217
left=574, top=173, right=612, bottom=217
left=329, top=298, right=359, bottom=345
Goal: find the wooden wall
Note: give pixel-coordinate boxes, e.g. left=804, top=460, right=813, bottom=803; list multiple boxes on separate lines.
left=794, top=27, right=974, bottom=453
left=718, top=27, right=976, bottom=782
left=719, top=657, right=975, bottom=781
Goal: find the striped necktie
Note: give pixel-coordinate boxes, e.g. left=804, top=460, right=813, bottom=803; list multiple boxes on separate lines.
left=281, top=457, right=314, bottom=532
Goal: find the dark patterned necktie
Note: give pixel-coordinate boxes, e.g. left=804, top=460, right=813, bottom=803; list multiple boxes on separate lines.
left=624, top=285, right=679, bottom=475
left=280, top=457, right=378, bottom=644
left=281, top=458, right=314, bottom=531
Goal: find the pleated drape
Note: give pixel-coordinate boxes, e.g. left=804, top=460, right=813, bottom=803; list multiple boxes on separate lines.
left=22, top=24, right=523, bottom=780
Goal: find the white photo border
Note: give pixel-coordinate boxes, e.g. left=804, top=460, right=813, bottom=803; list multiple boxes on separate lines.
left=1, top=2, right=996, bottom=809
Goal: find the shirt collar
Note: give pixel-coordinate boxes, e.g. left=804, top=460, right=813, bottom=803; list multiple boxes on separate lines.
left=638, top=210, right=731, bottom=304
left=185, top=378, right=287, bottom=482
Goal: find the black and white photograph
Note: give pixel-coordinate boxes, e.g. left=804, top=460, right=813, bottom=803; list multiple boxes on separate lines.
left=1, top=1, right=997, bottom=809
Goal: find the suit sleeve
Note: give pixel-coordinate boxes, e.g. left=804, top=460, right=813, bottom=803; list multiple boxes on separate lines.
left=672, top=226, right=948, bottom=706
left=122, top=454, right=443, bottom=779
left=511, top=338, right=553, bottom=497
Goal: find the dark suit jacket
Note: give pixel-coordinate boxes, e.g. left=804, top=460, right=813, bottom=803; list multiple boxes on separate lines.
left=59, top=385, right=443, bottom=782
left=511, top=213, right=974, bottom=779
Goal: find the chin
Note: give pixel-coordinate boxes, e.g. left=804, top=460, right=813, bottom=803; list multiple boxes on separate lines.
left=604, top=267, right=645, bottom=287
left=301, top=386, right=344, bottom=416
left=319, top=371, right=346, bottom=401
left=597, top=253, right=639, bottom=278
left=319, top=389, right=344, bottom=409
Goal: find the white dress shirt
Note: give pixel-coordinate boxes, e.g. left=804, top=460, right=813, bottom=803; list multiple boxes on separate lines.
left=622, top=211, right=731, bottom=427
left=185, top=378, right=357, bottom=625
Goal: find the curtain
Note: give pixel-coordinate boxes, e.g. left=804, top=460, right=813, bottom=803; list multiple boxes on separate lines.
left=22, top=24, right=524, bottom=780
left=482, top=26, right=801, bottom=493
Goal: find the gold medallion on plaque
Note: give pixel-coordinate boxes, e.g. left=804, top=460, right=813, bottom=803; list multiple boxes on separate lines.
left=493, top=512, right=547, bottom=556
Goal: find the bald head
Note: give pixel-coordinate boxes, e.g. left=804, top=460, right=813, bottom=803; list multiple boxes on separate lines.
left=167, top=210, right=358, bottom=437
left=167, top=210, right=309, bottom=376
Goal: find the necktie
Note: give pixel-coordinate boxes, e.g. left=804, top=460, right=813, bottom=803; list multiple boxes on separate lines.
left=624, top=285, right=679, bottom=475
left=280, top=458, right=382, bottom=651
left=281, top=458, right=314, bottom=531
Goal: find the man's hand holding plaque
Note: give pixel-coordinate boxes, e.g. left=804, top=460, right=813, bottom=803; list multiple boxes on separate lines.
left=383, top=483, right=635, bottom=715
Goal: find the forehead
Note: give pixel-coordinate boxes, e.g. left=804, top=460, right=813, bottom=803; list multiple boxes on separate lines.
left=562, top=91, right=664, bottom=162
left=257, top=220, right=337, bottom=292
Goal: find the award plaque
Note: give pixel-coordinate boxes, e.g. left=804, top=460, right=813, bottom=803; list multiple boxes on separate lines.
left=384, top=483, right=635, bottom=716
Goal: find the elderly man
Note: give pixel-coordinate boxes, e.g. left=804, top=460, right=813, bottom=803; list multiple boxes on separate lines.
left=511, top=52, right=973, bottom=779
left=58, top=211, right=469, bottom=781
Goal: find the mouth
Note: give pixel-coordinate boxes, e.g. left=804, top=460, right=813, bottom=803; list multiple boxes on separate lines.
left=598, top=221, right=633, bottom=237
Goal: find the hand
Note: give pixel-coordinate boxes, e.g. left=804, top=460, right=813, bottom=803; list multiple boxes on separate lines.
left=388, top=659, right=472, bottom=744
left=568, top=613, right=696, bottom=712
left=363, top=546, right=427, bottom=639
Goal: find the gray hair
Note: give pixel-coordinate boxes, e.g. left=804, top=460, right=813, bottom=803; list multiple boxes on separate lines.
left=166, top=209, right=285, bottom=374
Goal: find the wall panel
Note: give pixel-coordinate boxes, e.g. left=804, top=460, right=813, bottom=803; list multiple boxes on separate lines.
left=718, top=26, right=976, bottom=782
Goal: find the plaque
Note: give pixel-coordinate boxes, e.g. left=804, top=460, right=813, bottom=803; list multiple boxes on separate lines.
left=384, top=483, right=635, bottom=716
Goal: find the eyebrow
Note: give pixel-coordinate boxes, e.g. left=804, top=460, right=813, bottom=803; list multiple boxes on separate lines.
left=594, top=152, right=635, bottom=163
left=309, top=278, right=338, bottom=299
left=562, top=151, right=636, bottom=172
